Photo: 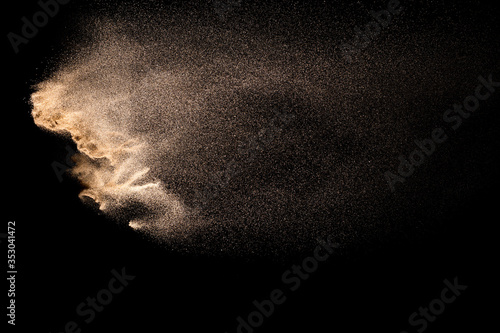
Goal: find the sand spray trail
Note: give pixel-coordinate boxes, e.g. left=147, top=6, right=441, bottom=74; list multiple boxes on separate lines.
left=29, top=3, right=496, bottom=256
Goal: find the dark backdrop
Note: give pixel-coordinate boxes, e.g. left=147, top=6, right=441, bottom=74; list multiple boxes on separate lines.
left=4, top=1, right=499, bottom=332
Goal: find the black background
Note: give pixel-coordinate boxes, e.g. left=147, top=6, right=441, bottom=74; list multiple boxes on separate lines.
left=4, top=0, right=499, bottom=332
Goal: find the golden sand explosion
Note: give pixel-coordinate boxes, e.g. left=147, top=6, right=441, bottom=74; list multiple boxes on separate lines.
left=28, top=3, right=493, bottom=256
left=30, top=37, right=188, bottom=230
